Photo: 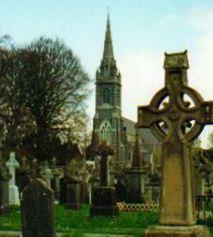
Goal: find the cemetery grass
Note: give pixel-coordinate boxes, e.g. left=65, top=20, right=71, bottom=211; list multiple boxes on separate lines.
left=0, top=205, right=157, bottom=235
left=0, top=205, right=212, bottom=236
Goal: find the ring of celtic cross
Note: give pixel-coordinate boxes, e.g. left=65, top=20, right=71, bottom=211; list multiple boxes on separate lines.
left=139, top=86, right=211, bottom=143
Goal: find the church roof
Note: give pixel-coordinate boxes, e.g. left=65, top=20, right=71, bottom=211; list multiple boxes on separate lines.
left=122, top=117, right=160, bottom=146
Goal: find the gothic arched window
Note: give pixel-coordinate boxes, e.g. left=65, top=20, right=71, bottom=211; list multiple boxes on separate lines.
left=100, top=120, right=112, bottom=144
left=103, top=87, right=110, bottom=104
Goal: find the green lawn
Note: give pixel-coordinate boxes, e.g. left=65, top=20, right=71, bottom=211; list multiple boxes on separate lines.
left=55, top=205, right=158, bottom=235
left=0, top=205, right=157, bottom=235
left=0, top=205, right=212, bottom=236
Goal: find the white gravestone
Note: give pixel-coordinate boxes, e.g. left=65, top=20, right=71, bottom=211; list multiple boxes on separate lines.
left=6, top=152, right=20, bottom=205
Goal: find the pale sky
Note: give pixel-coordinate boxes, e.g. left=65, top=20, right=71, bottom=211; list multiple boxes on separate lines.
left=1, top=0, right=213, bottom=147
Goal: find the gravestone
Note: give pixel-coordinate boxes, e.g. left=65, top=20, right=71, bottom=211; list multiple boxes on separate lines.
left=90, top=141, right=117, bottom=216
left=0, top=157, right=11, bottom=213
left=65, top=158, right=83, bottom=210
left=126, top=131, right=146, bottom=203
left=138, top=51, right=212, bottom=236
left=21, top=178, right=55, bottom=237
left=6, top=152, right=20, bottom=205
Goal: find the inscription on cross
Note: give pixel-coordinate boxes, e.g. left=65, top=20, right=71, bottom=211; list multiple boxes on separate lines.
left=138, top=51, right=213, bottom=228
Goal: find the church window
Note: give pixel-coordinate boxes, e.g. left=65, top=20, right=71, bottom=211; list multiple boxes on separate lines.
left=100, top=120, right=112, bottom=143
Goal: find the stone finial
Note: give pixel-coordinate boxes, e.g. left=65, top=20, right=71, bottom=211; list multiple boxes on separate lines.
left=164, top=50, right=189, bottom=70
left=164, top=50, right=189, bottom=87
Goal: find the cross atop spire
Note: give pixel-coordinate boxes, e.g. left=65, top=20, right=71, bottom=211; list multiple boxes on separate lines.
left=102, top=13, right=115, bottom=67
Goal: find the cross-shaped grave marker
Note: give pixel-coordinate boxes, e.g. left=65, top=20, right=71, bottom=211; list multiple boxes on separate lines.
left=138, top=51, right=212, bottom=236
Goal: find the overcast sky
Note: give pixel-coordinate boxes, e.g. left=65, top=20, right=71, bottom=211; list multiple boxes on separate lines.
left=1, top=0, right=213, bottom=147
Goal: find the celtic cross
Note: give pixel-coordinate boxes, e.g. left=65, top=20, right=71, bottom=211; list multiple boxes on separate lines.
left=137, top=51, right=213, bottom=226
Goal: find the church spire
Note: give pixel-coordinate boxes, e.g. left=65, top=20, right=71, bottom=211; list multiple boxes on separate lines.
left=101, top=14, right=116, bottom=69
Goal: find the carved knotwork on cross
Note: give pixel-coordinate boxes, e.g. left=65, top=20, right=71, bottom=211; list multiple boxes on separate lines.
left=138, top=51, right=213, bottom=144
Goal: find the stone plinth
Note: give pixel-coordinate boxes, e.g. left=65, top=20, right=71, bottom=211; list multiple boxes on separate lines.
left=145, top=225, right=211, bottom=237
left=90, top=186, right=117, bottom=216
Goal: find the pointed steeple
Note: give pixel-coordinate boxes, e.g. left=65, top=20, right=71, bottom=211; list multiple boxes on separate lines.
left=103, top=14, right=114, bottom=61
left=101, top=14, right=116, bottom=70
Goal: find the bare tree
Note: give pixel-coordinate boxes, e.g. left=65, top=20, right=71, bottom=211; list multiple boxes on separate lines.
left=0, top=37, right=90, bottom=161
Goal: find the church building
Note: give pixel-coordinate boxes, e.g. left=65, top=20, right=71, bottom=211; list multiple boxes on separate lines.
left=93, top=15, right=159, bottom=168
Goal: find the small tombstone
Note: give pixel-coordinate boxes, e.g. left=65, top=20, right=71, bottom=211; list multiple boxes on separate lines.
left=21, top=178, right=55, bottom=237
left=138, top=51, right=212, bottom=236
left=6, top=152, right=20, bottom=205
left=65, top=158, right=83, bottom=210
left=90, top=141, right=117, bottom=216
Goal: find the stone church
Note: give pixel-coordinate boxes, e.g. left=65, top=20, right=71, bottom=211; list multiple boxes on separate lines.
left=93, top=15, right=159, bottom=168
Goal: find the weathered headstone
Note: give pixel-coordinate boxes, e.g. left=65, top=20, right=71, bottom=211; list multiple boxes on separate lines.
left=90, top=141, right=117, bottom=216
left=65, top=158, right=83, bottom=210
left=21, top=178, right=55, bottom=237
left=126, top=131, right=146, bottom=203
left=138, top=51, right=212, bottom=236
left=6, top=152, right=20, bottom=205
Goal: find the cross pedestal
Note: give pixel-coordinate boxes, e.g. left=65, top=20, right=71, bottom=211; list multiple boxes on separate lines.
left=138, top=51, right=213, bottom=237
